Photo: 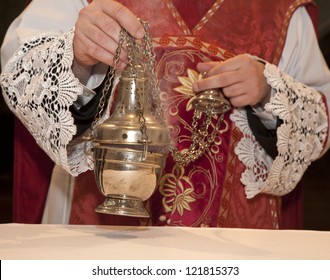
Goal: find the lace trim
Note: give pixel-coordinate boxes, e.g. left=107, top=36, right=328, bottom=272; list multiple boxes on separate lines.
left=0, top=30, right=93, bottom=176
left=230, top=109, right=274, bottom=198
left=232, top=63, right=328, bottom=198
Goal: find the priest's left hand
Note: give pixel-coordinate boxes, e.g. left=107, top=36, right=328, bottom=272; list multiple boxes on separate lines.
left=193, top=54, right=271, bottom=108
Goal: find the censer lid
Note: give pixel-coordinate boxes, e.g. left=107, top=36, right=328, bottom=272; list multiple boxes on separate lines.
left=93, top=63, right=170, bottom=148
left=121, top=63, right=146, bottom=79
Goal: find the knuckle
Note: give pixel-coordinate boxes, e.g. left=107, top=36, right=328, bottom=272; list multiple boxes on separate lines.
left=112, top=3, right=128, bottom=18
left=78, top=7, right=90, bottom=20
left=220, top=74, right=229, bottom=86
left=101, top=17, right=117, bottom=35
left=95, top=36, right=108, bottom=50
left=87, top=44, right=101, bottom=59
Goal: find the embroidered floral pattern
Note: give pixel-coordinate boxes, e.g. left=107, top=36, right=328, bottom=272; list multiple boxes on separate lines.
left=173, top=68, right=226, bottom=122
left=159, top=164, right=196, bottom=216
left=158, top=66, right=230, bottom=223
left=173, top=68, right=203, bottom=112
left=174, top=68, right=200, bottom=96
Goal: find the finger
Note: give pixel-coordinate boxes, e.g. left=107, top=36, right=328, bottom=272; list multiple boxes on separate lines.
left=78, top=17, right=128, bottom=60
left=193, top=71, right=242, bottom=92
left=194, top=58, right=242, bottom=92
left=225, top=88, right=262, bottom=107
left=206, top=57, right=244, bottom=78
left=78, top=6, right=127, bottom=49
left=74, top=28, right=127, bottom=68
left=226, top=94, right=251, bottom=108
left=196, top=61, right=218, bottom=74
left=100, top=0, right=145, bottom=39
left=222, top=83, right=245, bottom=99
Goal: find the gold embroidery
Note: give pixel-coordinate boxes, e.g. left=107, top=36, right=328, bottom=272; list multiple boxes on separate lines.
left=153, top=36, right=232, bottom=61
left=174, top=69, right=200, bottom=96
left=163, top=0, right=225, bottom=35
left=193, top=0, right=225, bottom=34
left=159, top=164, right=196, bottom=216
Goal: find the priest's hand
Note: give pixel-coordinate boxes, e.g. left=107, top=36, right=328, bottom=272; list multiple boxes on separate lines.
left=73, top=0, right=145, bottom=70
left=193, top=54, right=271, bottom=108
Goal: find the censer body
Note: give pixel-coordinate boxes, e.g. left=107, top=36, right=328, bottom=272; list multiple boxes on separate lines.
left=92, top=64, right=170, bottom=218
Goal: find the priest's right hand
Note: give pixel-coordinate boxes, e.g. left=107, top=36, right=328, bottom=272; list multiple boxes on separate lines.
left=73, top=0, right=145, bottom=70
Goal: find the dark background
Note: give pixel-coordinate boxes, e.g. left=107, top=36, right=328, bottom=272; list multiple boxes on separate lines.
left=0, top=0, right=330, bottom=229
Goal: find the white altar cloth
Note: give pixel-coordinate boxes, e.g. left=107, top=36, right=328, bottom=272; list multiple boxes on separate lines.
left=0, top=223, right=329, bottom=260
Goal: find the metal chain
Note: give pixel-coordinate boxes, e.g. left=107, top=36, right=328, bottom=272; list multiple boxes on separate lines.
left=140, top=20, right=167, bottom=126
left=137, top=21, right=229, bottom=166
left=86, top=20, right=228, bottom=166
left=171, top=108, right=227, bottom=167
left=87, top=22, right=161, bottom=145
left=123, top=26, right=150, bottom=151
left=86, top=28, right=127, bottom=140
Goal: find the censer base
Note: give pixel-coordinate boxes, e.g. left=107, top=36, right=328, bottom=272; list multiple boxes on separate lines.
left=95, top=195, right=150, bottom=218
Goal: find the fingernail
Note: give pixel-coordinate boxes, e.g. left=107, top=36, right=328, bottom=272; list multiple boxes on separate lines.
left=136, top=28, right=145, bottom=38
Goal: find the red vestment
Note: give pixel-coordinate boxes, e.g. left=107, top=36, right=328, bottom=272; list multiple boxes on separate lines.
left=13, top=0, right=317, bottom=228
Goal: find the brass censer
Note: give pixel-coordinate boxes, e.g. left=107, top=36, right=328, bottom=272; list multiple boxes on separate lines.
left=87, top=21, right=232, bottom=219
left=90, top=22, right=170, bottom=218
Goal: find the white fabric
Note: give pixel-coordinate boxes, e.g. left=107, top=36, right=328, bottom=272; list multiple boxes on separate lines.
left=1, top=29, right=94, bottom=176
left=1, top=1, right=330, bottom=223
left=1, top=224, right=330, bottom=259
left=41, top=165, right=75, bottom=224
left=232, top=63, right=328, bottom=198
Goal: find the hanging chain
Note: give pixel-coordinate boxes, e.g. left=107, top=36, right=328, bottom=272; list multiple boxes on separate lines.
left=122, top=29, right=149, bottom=147
left=86, top=21, right=165, bottom=144
left=171, top=107, right=227, bottom=166
left=140, top=21, right=167, bottom=126
left=85, top=20, right=229, bottom=166
left=138, top=21, right=229, bottom=166
left=85, top=28, right=127, bottom=140
left=125, top=27, right=150, bottom=158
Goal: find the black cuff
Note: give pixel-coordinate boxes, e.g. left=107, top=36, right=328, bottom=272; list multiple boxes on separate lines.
left=70, top=68, right=112, bottom=137
left=245, top=106, right=282, bottom=159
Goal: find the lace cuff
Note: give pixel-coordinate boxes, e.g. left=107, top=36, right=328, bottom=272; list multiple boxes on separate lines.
left=0, top=29, right=93, bottom=176
left=232, top=63, right=328, bottom=198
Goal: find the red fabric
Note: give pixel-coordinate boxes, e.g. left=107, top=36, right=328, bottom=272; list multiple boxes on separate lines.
left=13, top=118, right=54, bottom=223
left=69, top=0, right=316, bottom=228
left=305, top=2, right=319, bottom=36
left=280, top=183, right=303, bottom=229
left=13, top=0, right=317, bottom=228
left=172, top=0, right=215, bottom=29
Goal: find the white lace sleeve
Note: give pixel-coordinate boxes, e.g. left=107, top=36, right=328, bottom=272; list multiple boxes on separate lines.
left=0, top=29, right=94, bottom=176
left=231, top=63, right=328, bottom=198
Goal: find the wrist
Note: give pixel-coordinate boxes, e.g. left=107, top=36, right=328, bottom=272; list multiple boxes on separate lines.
left=72, top=58, right=93, bottom=85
